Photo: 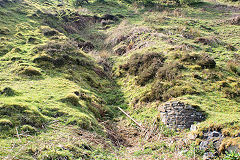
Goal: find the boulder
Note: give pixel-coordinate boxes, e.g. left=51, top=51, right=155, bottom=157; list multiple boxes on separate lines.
left=203, top=152, right=215, bottom=160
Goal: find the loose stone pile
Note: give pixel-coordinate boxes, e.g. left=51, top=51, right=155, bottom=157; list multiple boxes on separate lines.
left=159, top=101, right=205, bottom=129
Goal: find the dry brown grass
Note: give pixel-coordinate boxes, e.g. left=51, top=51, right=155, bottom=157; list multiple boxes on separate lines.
left=105, top=21, right=164, bottom=54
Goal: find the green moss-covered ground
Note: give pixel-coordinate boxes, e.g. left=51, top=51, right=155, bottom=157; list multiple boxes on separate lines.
left=0, top=0, right=239, bottom=159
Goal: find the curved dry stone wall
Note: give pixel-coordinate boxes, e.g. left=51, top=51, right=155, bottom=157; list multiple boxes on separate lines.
left=159, top=101, right=205, bottom=129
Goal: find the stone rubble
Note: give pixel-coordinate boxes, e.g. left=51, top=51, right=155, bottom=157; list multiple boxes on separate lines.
left=159, top=101, right=205, bottom=129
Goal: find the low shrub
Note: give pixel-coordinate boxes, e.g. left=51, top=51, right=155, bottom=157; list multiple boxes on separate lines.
left=181, top=53, right=216, bottom=69
left=33, top=54, right=54, bottom=64
left=204, top=70, right=221, bottom=81
left=227, top=60, right=240, bottom=76
left=147, top=81, right=171, bottom=101
left=27, top=37, right=39, bottom=44
left=162, top=85, right=198, bottom=101
left=143, top=80, right=198, bottom=102
left=181, top=53, right=201, bottom=63
left=222, top=85, right=240, bottom=99
left=137, top=63, right=158, bottom=85
left=113, top=44, right=127, bottom=55
left=137, top=0, right=154, bottom=6
left=134, top=0, right=201, bottom=6
left=120, top=52, right=165, bottom=85
left=197, top=53, right=216, bottom=69
left=33, top=39, right=92, bottom=68
left=41, top=108, right=67, bottom=118
left=156, top=61, right=184, bottom=81
left=195, top=37, right=222, bottom=47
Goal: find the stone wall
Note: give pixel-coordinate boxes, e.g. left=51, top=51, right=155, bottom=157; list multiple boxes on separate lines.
left=159, top=101, right=205, bottom=129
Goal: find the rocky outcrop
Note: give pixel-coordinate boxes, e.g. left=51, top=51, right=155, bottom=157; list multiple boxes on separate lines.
left=200, top=131, right=223, bottom=151
left=159, top=101, right=205, bottom=129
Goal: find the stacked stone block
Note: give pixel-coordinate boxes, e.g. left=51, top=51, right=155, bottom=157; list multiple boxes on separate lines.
left=159, top=101, right=205, bottom=129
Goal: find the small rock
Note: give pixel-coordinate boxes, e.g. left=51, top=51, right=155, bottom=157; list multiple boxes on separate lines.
left=203, top=152, right=214, bottom=160
left=179, top=149, right=188, bottom=155
left=188, top=133, right=197, bottom=140
left=211, top=131, right=221, bottom=138
left=200, top=140, right=209, bottom=151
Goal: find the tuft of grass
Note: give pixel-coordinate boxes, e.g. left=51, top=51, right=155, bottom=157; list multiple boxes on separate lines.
left=39, top=26, right=59, bottom=37
left=0, top=118, right=13, bottom=129
left=227, top=60, right=240, bottom=76
left=61, top=93, right=80, bottom=106
left=0, top=27, right=10, bottom=35
left=19, top=66, right=42, bottom=76
left=38, top=150, right=73, bottom=160
left=21, top=124, right=37, bottom=134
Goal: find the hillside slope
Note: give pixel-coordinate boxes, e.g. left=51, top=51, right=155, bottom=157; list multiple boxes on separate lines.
left=0, top=0, right=121, bottom=159
left=0, top=0, right=239, bottom=159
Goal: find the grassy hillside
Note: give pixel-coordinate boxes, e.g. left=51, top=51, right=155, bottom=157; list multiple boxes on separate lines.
left=0, top=0, right=239, bottom=159
left=111, top=0, right=240, bottom=130
left=0, top=0, right=120, bottom=159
